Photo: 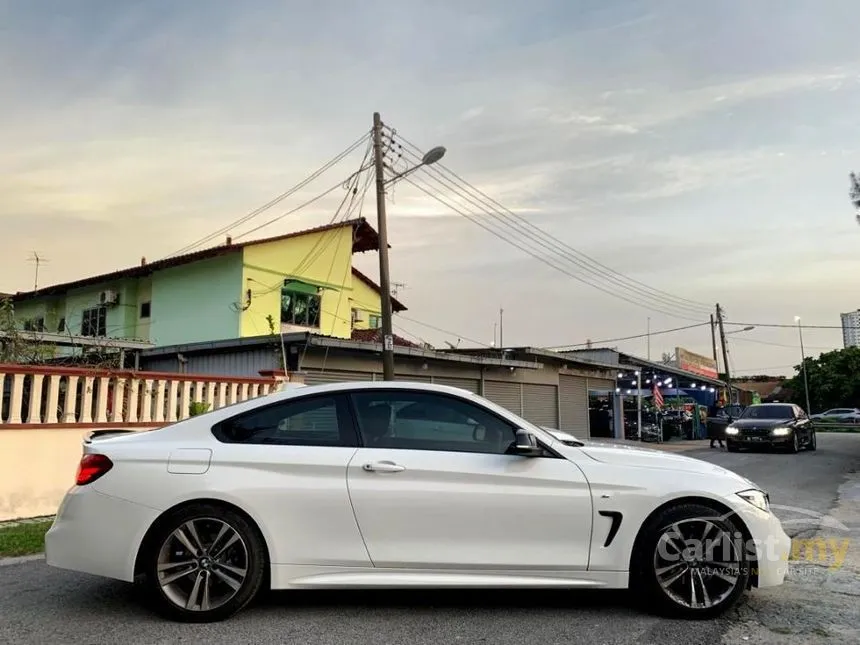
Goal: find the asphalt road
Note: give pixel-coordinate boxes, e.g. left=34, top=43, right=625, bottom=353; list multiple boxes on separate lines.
left=1, top=434, right=858, bottom=645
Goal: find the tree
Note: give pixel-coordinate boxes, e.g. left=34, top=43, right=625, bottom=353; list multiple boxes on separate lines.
left=0, top=296, right=53, bottom=364
left=782, top=346, right=860, bottom=412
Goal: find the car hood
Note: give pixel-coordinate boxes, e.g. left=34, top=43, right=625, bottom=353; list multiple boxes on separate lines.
left=575, top=441, right=756, bottom=485
left=729, top=418, right=792, bottom=429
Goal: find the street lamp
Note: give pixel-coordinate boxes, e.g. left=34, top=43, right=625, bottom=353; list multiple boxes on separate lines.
left=726, top=325, right=755, bottom=335
left=795, top=316, right=812, bottom=413
left=372, top=112, right=446, bottom=380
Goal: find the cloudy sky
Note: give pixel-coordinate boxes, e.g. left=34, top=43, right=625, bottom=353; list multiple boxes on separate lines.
left=2, top=0, right=858, bottom=377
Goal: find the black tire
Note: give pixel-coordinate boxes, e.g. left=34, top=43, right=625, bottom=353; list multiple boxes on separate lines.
left=789, top=431, right=799, bottom=454
left=142, top=503, right=267, bottom=623
left=808, top=429, right=817, bottom=451
left=726, top=441, right=739, bottom=453
left=630, top=503, right=751, bottom=620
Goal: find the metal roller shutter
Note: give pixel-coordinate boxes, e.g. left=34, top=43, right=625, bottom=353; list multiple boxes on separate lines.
left=587, top=378, right=616, bottom=393
left=396, top=374, right=433, bottom=383
left=483, top=381, right=522, bottom=415
left=522, top=383, right=559, bottom=429
left=431, top=376, right=480, bottom=394
left=559, top=375, right=589, bottom=434
left=303, top=370, right=373, bottom=385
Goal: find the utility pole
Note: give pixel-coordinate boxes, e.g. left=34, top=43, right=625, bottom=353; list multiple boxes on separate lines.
left=716, top=303, right=732, bottom=404
left=372, top=112, right=396, bottom=380
left=710, top=314, right=719, bottom=371
left=499, top=308, right=504, bottom=348
left=646, top=317, right=651, bottom=360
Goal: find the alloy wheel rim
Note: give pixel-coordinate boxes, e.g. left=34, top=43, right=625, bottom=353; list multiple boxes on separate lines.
left=652, top=518, right=743, bottom=610
left=156, top=517, right=249, bottom=612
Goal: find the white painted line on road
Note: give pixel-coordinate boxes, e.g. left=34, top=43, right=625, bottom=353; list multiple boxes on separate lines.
left=0, top=553, right=44, bottom=567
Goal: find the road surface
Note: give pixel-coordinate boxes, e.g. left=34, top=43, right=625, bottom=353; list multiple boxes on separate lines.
left=1, top=434, right=857, bottom=645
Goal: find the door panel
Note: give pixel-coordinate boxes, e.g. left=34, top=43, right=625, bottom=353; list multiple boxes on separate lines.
left=346, top=448, right=593, bottom=570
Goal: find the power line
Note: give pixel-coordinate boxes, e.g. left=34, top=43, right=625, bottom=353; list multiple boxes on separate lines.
left=730, top=336, right=837, bottom=351
left=546, top=321, right=711, bottom=350
left=385, top=127, right=714, bottom=318
left=390, top=141, right=712, bottom=318
left=163, top=131, right=371, bottom=258
left=399, top=172, right=706, bottom=322
left=394, top=314, right=491, bottom=348
left=725, top=320, right=858, bottom=330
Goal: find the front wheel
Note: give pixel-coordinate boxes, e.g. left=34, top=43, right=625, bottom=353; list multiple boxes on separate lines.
left=630, top=503, right=751, bottom=619
left=789, top=432, right=799, bottom=453
left=808, top=429, right=817, bottom=451
left=143, top=504, right=268, bottom=622
left=726, top=440, right=739, bottom=453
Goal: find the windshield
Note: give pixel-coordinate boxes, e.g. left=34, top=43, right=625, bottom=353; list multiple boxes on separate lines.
left=740, top=404, right=794, bottom=420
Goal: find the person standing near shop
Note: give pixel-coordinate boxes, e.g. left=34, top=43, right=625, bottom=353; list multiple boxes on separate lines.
left=707, top=401, right=725, bottom=448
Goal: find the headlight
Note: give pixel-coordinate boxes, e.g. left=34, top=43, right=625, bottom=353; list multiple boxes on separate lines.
left=737, top=489, right=770, bottom=513
left=771, top=427, right=791, bottom=436
left=725, top=426, right=739, bottom=435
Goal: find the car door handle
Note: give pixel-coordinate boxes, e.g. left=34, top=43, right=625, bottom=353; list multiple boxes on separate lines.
left=362, top=461, right=406, bottom=473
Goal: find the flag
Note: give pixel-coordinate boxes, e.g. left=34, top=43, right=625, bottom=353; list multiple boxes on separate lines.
left=653, top=382, right=664, bottom=409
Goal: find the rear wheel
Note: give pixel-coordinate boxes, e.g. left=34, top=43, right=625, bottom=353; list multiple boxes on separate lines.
left=143, top=504, right=267, bottom=623
left=631, top=503, right=751, bottom=619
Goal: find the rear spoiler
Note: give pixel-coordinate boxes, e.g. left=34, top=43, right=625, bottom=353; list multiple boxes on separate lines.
left=84, top=429, right=139, bottom=444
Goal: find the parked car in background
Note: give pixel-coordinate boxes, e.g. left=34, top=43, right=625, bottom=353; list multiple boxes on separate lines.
left=809, top=408, right=860, bottom=424
left=45, top=381, right=790, bottom=623
left=725, top=403, right=816, bottom=453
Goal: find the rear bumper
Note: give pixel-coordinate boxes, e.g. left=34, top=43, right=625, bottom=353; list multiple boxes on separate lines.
left=45, top=486, right=159, bottom=582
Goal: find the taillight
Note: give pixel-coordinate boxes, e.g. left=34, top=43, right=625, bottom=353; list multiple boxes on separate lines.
left=76, top=454, right=113, bottom=485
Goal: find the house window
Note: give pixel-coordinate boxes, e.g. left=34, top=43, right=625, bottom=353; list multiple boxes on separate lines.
left=280, top=281, right=321, bottom=328
left=23, top=317, right=45, bottom=332
left=81, top=306, right=107, bottom=337
left=140, top=302, right=151, bottom=319
left=57, top=317, right=66, bottom=333
left=368, top=314, right=381, bottom=329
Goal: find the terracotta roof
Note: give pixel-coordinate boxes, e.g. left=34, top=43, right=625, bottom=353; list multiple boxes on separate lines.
left=12, top=218, right=381, bottom=300
left=350, top=328, right=421, bottom=347
left=351, top=267, right=406, bottom=312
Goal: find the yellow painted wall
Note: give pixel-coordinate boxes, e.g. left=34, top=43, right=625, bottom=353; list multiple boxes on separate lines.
left=240, top=226, right=357, bottom=339
left=350, top=276, right=384, bottom=330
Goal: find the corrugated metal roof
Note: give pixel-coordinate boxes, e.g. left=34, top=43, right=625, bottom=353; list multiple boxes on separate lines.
left=11, top=218, right=380, bottom=300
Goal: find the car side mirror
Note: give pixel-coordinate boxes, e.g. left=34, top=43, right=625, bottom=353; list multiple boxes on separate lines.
left=512, top=429, right=544, bottom=457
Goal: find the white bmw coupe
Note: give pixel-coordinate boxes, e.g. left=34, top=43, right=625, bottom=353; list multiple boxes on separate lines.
left=45, top=381, right=791, bottom=623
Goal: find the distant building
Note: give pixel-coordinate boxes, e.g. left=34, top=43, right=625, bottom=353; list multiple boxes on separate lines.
left=841, top=310, right=860, bottom=348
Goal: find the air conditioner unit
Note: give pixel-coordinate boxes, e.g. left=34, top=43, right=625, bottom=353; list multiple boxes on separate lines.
left=99, top=289, right=119, bottom=306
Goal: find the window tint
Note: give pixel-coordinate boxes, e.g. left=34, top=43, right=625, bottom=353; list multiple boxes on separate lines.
left=212, top=395, right=353, bottom=446
left=740, top=404, right=794, bottom=420
left=350, top=391, right=517, bottom=454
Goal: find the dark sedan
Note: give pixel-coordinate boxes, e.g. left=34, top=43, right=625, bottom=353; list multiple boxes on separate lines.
left=724, top=403, right=816, bottom=453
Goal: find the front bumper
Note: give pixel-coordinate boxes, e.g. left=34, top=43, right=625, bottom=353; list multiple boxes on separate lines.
left=45, top=486, right=160, bottom=582
left=728, top=434, right=793, bottom=447
left=738, top=503, right=791, bottom=588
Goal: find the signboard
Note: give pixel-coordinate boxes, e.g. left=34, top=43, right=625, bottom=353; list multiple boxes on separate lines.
left=674, top=347, right=718, bottom=379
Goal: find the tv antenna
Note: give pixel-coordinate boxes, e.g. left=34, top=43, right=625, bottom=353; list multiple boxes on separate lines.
left=27, top=251, right=49, bottom=290
left=391, top=282, right=407, bottom=298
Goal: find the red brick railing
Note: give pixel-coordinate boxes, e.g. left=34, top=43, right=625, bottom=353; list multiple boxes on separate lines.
left=0, top=364, right=286, bottom=429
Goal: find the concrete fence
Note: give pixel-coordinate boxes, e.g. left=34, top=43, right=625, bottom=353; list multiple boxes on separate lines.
left=0, top=363, right=297, bottom=521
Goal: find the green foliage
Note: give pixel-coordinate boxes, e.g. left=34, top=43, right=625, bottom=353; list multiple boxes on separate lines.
left=0, top=297, right=54, bottom=364
left=188, top=401, right=211, bottom=417
left=782, top=346, right=860, bottom=412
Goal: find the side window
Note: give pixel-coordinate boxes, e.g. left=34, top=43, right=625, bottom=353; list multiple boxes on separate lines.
left=350, top=391, right=517, bottom=455
left=212, top=395, right=354, bottom=447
